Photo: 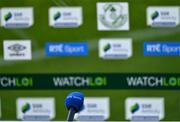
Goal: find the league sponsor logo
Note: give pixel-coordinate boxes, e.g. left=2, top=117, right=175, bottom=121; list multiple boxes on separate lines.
left=127, top=76, right=180, bottom=87
left=3, top=40, right=32, bottom=60
left=125, top=98, right=165, bottom=121
left=75, top=97, right=110, bottom=121
left=99, top=38, right=132, bottom=59
left=53, top=76, right=107, bottom=88
left=0, top=74, right=179, bottom=89
left=0, top=77, right=33, bottom=88
left=49, top=7, right=82, bottom=28
left=1, top=7, right=34, bottom=28
left=144, top=42, right=180, bottom=56
left=147, top=6, right=180, bottom=27
left=97, top=2, right=129, bottom=31
left=45, top=42, right=88, bottom=56
left=17, top=98, right=55, bottom=121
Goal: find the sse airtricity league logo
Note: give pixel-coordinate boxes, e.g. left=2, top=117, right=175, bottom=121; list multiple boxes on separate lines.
left=49, top=7, right=82, bottom=28
left=97, top=2, right=129, bottom=31
left=4, top=12, right=13, bottom=21
left=125, top=98, right=165, bottom=121
left=17, top=98, right=55, bottom=121
left=53, top=12, right=61, bottom=21
left=1, top=7, right=34, bottom=28
left=99, top=38, right=132, bottom=59
left=131, top=103, right=140, bottom=114
left=147, top=6, right=180, bottom=27
left=21, top=103, right=31, bottom=113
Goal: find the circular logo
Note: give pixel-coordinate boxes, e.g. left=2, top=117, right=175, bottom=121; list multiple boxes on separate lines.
left=99, top=3, right=128, bottom=29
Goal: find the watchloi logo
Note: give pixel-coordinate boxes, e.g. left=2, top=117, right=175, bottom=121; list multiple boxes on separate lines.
left=127, top=76, right=180, bottom=87
left=0, top=77, right=33, bottom=88
left=53, top=76, right=107, bottom=87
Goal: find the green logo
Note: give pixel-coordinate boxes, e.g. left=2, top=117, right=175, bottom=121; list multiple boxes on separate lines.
left=0, top=77, right=33, bottom=88
left=16, top=77, right=33, bottom=87
left=151, top=11, right=159, bottom=20
left=54, top=12, right=61, bottom=21
left=89, top=77, right=107, bottom=87
left=99, top=3, right=128, bottom=29
left=163, top=77, right=180, bottom=87
left=104, top=43, right=111, bottom=52
left=22, top=103, right=31, bottom=113
left=4, top=12, right=12, bottom=21
left=131, top=103, right=140, bottom=114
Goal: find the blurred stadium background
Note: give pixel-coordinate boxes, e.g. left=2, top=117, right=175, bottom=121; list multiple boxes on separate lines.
left=0, top=0, right=180, bottom=121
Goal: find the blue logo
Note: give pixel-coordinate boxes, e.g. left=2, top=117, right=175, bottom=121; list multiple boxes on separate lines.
left=144, top=42, right=180, bottom=56
left=45, top=42, right=88, bottom=56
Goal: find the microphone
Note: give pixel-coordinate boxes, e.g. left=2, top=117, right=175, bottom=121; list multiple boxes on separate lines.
left=65, top=92, right=84, bottom=121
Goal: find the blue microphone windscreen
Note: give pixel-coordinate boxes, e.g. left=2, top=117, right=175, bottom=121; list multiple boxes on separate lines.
left=65, top=92, right=84, bottom=112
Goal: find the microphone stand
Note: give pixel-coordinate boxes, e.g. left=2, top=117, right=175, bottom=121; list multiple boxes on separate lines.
left=67, top=108, right=76, bottom=122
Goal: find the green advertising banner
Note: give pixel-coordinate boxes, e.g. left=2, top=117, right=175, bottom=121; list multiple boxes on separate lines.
left=0, top=73, right=180, bottom=89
